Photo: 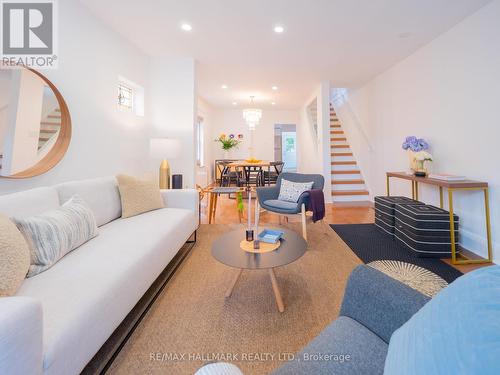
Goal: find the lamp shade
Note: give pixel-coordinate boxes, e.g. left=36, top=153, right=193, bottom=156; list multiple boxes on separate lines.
left=150, top=138, right=181, bottom=159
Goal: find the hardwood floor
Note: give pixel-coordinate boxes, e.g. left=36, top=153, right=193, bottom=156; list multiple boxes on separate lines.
left=200, top=194, right=492, bottom=274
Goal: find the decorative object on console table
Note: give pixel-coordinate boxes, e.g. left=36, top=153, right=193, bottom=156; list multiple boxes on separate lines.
left=150, top=138, right=181, bottom=189
left=172, top=174, right=183, bottom=189
left=401, top=136, right=432, bottom=176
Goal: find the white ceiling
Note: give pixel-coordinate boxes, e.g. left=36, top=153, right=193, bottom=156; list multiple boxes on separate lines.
left=80, top=0, right=491, bottom=109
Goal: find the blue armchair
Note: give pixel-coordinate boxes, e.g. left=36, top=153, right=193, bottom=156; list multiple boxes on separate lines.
left=255, top=173, right=324, bottom=240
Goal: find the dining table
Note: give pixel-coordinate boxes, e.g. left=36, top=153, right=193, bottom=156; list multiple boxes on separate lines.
left=226, top=160, right=273, bottom=186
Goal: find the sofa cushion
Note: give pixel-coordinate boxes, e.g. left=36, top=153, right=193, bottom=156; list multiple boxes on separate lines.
left=55, top=177, right=122, bottom=227
left=0, top=215, right=30, bottom=296
left=0, top=187, right=60, bottom=219
left=263, top=199, right=299, bottom=212
left=14, top=195, right=99, bottom=277
left=116, top=174, right=164, bottom=218
left=273, top=316, right=388, bottom=375
left=384, top=266, right=500, bottom=375
left=16, top=206, right=197, bottom=375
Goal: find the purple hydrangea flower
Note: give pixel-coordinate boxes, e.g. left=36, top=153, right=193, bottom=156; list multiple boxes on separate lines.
left=402, top=136, right=429, bottom=152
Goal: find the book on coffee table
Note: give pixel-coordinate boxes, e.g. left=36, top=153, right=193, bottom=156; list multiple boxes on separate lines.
left=428, top=173, right=467, bottom=181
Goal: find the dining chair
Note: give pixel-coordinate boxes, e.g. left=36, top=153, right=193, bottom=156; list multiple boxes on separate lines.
left=255, top=172, right=325, bottom=240
left=261, top=161, right=284, bottom=185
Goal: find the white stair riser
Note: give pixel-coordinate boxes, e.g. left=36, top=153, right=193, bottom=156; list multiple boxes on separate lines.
left=331, top=173, right=362, bottom=180
left=331, top=164, right=359, bottom=171
left=331, top=155, right=355, bottom=162
left=333, top=195, right=371, bottom=202
left=332, top=184, right=367, bottom=191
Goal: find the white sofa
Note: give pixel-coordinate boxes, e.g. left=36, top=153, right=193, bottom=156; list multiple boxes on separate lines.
left=0, top=177, right=198, bottom=375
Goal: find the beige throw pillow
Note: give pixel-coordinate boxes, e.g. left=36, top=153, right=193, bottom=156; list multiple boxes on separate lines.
left=0, top=215, right=30, bottom=296
left=116, top=174, right=164, bottom=218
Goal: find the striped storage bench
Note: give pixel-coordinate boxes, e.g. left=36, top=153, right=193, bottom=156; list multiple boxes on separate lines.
left=394, top=204, right=459, bottom=258
left=374, top=196, right=424, bottom=237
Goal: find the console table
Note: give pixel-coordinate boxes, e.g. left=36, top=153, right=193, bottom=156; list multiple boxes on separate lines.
left=386, top=172, right=492, bottom=265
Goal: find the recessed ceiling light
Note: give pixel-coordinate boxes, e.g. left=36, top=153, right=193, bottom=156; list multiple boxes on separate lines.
left=272, top=86, right=278, bottom=91
left=232, top=102, right=237, bottom=106
left=180, top=23, right=192, bottom=31
left=274, top=25, right=285, bottom=33
left=221, top=84, right=228, bottom=89
left=271, top=102, right=276, bottom=106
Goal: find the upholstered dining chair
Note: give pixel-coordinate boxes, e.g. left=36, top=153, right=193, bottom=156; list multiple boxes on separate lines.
left=255, top=172, right=325, bottom=240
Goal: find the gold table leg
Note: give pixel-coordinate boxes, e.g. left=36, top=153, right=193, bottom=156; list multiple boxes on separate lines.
left=208, top=192, right=214, bottom=224
left=414, top=181, right=419, bottom=201
left=439, top=187, right=444, bottom=208
left=449, top=187, right=493, bottom=265
left=386, top=175, right=390, bottom=196
left=412, top=181, right=415, bottom=200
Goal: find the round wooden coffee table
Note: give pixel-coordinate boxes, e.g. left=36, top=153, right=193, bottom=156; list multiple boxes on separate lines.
left=212, top=228, right=308, bottom=312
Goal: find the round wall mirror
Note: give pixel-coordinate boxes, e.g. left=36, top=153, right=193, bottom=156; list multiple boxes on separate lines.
left=0, top=65, right=71, bottom=178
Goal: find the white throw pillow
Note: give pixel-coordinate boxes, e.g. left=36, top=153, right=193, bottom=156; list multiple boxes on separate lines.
left=13, top=195, right=99, bottom=277
left=278, top=179, right=314, bottom=203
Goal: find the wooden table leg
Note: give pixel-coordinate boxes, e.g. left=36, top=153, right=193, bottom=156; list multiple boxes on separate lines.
left=208, top=193, right=214, bottom=224
left=212, top=194, right=218, bottom=223
left=225, top=269, right=243, bottom=298
left=268, top=268, right=284, bottom=313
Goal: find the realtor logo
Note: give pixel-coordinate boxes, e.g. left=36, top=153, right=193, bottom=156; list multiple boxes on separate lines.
left=1, top=0, right=58, bottom=68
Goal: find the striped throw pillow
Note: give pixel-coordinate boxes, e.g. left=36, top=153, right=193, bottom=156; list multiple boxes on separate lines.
left=14, top=195, right=99, bottom=277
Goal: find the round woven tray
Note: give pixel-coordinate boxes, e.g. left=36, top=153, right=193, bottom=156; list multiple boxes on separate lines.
left=240, top=240, right=281, bottom=254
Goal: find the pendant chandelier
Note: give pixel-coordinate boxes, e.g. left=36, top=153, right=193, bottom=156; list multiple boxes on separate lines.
left=243, top=96, right=262, bottom=130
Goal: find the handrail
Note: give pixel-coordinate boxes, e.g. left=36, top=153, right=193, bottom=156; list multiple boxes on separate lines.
left=331, top=91, right=374, bottom=151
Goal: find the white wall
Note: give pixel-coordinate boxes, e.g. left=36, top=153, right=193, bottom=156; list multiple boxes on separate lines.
left=210, top=108, right=300, bottom=169
left=333, top=0, right=500, bottom=262
left=197, top=98, right=214, bottom=187
left=297, top=82, right=331, bottom=201
left=149, top=57, right=197, bottom=188
left=0, top=0, right=151, bottom=194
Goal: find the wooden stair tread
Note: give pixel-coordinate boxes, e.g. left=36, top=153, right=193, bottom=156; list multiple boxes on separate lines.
left=331, top=170, right=360, bottom=174
left=331, top=130, right=344, bottom=134
left=332, top=179, right=365, bottom=185
left=40, top=129, right=58, bottom=134
left=331, top=161, right=357, bottom=165
left=331, top=152, right=353, bottom=156
left=332, top=190, right=369, bottom=196
left=331, top=145, right=350, bottom=149
left=48, top=115, right=61, bottom=119
left=331, top=137, right=346, bottom=141
left=39, top=137, right=50, bottom=141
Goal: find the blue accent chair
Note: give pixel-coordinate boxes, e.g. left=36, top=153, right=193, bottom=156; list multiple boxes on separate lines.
left=255, top=172, right=324, bottom=240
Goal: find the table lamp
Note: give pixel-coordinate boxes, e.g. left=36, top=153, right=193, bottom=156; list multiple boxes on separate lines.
left=150, top=138, right=181, bottom=189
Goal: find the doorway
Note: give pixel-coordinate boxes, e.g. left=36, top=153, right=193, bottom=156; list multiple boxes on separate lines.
left=274, top=124, right=297, bottom=172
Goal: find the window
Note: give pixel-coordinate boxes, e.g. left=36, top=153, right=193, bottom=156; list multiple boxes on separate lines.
left=117, top=83, right=133, bottom=111
left=196, top=117, right=204, bottom=167
left=117, top=76, right=145, bottom=116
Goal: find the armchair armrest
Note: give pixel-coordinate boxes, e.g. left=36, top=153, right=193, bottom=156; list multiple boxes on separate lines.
left=161, top=189, right=199, bottom=212
left=0, top=297, right=43, bottom=375
left=256, top=186, right=280, bottom=205
left=340, top=265, right=430, bottom=343
left=296, top=191, right=310, bottom=208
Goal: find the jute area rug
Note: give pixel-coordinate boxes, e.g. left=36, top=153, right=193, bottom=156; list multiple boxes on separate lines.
left=108, top=222, right=362, bottom=375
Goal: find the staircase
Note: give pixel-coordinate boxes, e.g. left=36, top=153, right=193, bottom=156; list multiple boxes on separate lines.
left=38, top=108, right=61, bottom=150
left=329, top=105, right=369, bottom=202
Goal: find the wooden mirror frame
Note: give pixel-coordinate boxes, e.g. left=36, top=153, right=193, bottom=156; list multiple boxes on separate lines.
left=1, top=66, right=72, bottom=179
